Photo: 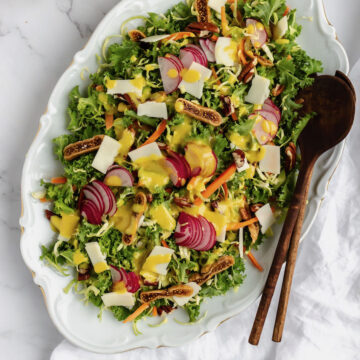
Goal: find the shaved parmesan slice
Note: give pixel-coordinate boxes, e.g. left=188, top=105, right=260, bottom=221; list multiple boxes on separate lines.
left=255, top=203, right=275, bottom=234
left=244, top=75, right=270, bottom=105
left=137, top=101, right=168, bottom=119
left=91, top=135, right=120, bottom=174
left=273, top=16, right=288, bottom=40
left=216, top=226, right=227, bottom=242
left=106, top=79, right=143, bottom=97
left=208, top=0, right=227, bottom=13
left=178, top=62, right=212, bottom=99
left=172, top=282, right=201, bottom=306
left=101, top=292, right=135, bottom=308
left=261, top=44, right=274, bottom=62
left=239, top=228, right=244, bottom=258
left=128, top=142, right=162, bottom=162
left=140, top=34, right=170, bottom=43
left=141, top=245, right=174, bottom=275
left=85, top=242, right=106, bottom=266
left=259, top=145, right=281, bottom=174
left=215, top=37, right=238, bottom=67
left=237, top=157, right=250, bottom=173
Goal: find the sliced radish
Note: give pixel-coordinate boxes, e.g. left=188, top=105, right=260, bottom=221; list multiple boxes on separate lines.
left=81, top=200, right=102, bottom=225
left=250, top=111, right=278, bottom=145
left=165, top=157, right=184, bottom=187
left=186, top=44, right=208, bottom=67
left=261, top=98, right=281, bottom=124
left=109, top=265, right=140, bottom=293
left=197, top=216, right=216, bottom=251
left=166, top=54, right=184, bottom=72
left=83, top=185, right=105, bottom=214
left=246, top=19, right=268, bottom=49
left=180, top=46, right=208, bottom=68
left=158, top=56, right=181, bottom=94
left=104, top=166, right=134, bottom=187
left=92, top=180, right=117, bottom=216
left=199, top=39, right=216, bottom=62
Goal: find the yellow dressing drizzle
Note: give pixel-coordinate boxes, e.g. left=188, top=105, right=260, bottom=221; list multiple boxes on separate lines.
left=73, top=249, right=88, bottom=266
left=149, top=205, right=176, bottom=231
left=167, top=68, right=179, bottom=79
left=113, top=281, right=127, bottom=294
left=181, top=69, right=201, bottom=83
left=104, top=175, right=122, bottom=187
left=94, top=262, right=109, bottom=274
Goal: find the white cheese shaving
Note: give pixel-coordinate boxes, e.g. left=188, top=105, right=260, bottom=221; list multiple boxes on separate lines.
left=85, top=242, right=106, bottom=266
left=101, top=292, right=135, bottom=308
left=137, top=101, right=168, bottom=119
left=140, top=34, right=170, bottom=43
left=91, top=135, right=120, bottom=174
left=208, top=0, right=227, bottom=13
left=244, top=75, right=270, bottom=105
left=128, top=142, right=162, bottom=162
left=255, top=203, right=275, bottom=234
left=106, top=79, right=143, bottom=97
left=259, top=145, right=281, bottom=175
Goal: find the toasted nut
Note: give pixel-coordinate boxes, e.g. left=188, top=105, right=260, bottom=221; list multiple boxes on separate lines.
left=295, top=98, right=304, bottom=105
left=146, top=193, right=153, bottom=203
left=232, top=149, right=246, bottom=170
left=285, top=142, right=296, bottom=172
left=44, top=209, right=55, bottom=221
left=272, top=84, right=285, bottom=97
left=77, top=272, right=90, bottom=281
left=174, top=197, right=192, bottom=208
left=195, top=0, right=210, bottom=23
left=134, top=192, right=147, bottom=212
left=221, top=96, right=235, bottom=117
left=63, top=135, right=104, bottom=161
left=238, top=58, right=257, bottom=83
left=240, top=202, right=260, bottom=244
left=250, top=203, right=264, bottom=213
left=210, top=201, right=219, bottom=211
left=140, top=284, right=194, bottom=303
left=185, top=22, right=219, bottom=37
left=256, top=55, right=274, bottom=67
left=128, top=29, right=146, bottom=42
left=175, top=98, right=222, bottom=126
left=189, top=256, right=235, bottom=285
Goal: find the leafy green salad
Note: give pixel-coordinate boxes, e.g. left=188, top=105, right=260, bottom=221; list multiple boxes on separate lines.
left=38, top=0, right=322, bottom=328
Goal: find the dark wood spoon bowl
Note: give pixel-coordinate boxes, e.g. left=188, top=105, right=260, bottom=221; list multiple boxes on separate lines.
left=249, top=72, right=356, bottom=345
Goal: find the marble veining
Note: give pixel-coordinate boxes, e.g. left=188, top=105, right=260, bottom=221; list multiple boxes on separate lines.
left=0, top=0, right=358, bottom=359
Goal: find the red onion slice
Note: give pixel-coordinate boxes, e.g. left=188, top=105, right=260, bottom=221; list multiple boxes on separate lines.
left=158, top=56, right=182, bottom=94
left=246, top=19, right=268, bottom=48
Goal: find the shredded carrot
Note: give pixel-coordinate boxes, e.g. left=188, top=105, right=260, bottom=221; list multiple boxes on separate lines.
left=105, top=113, right=114, bottom=130
left=152, top=306, right=158, bottom=317
left=95, top=85, right=104, bottom=92
left=164, top=32, right=195, bottom=42
left=51, top=177, right=67, bottom=184
left=40, top=197, right=48, bottom=203
left=246, top=249, right=264, bottom=272
left=187, top=176, right=198, bottom=190
left=223, top=183, right=229, bottom=200
left=221, top=6, right=230, bottom=36
left=283, top=5, right=290, bottom=17
left=226, top=218, right=259, bottom=231
left=123, top=303, right=150, bottom=323
left=238, top=38, right=248, bottom=65
left=286, top=54, right=292, bottom=60
left=210, top=34, right=219, bottom=42
left=194, top=163, right=236, bottom=206
left=231, top=112, right=238, bottom=121
left=140, top=119, right=167, bottom=147
left=227, top=0, right=235, bottom=3
left=211, top=67, right=221, bottom=86
left=161, top=240, right=169, bottom=248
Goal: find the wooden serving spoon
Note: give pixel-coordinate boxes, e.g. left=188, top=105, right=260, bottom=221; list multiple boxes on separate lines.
left=249, top=72, right=356, bottom=345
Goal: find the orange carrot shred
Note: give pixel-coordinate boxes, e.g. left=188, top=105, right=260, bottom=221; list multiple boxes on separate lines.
left=211, top=67, right=221, bottom=86
left=231, top=112, right=238, bottom=121
left=210, top=34, right=219, bottom=42
left=246, top=249, right=264, bottom=272
left=40, top=197, right=48, bottom=203
left=283, top=5, right=290, bottom=17
left=226, top=217, right=259, bottom=231
left=51, top=177, right=67, bottom=184
left=221, top=6, right=230, bottom=36
left=140, top=119, right=167, bottom=147
left=152, top=306, right=158, bottom=317
left=164, top=32, right=195, bottom=42
left=105, top=113, right=114, bottom=130
left=161, top=240, right=169, bottom=248
left=194, top=163, right=236, bottom=206
left=123, top=303, right=149, bottom=323
left=238, top=38, right=248, bottom=65
left=223, top=183, right=229, bottom=200
left=95, top=85, right=104, bottom=92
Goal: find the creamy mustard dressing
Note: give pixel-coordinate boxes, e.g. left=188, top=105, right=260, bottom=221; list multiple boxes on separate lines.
left=50, top=212, right=80, bottom=239
left=149, top=204, right=176, bottom=231
left=181, top=68, right=201, bottom=83
left=73, top=249, right=88, bottom=266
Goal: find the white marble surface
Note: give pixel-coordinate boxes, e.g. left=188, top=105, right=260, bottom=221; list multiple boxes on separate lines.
left=0, top=0, right=359, bottom=359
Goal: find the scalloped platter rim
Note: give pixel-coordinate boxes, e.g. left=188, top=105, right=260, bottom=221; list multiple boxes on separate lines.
left=20, top=0, right=349, bottom=354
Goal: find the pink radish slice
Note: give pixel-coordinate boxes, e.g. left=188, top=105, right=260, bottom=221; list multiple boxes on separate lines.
left=166, top=54, right=184, bottom=72
left=126, top=272, right=140, bottom=293
left=81, top=200, right=102, bottom=225
left=109, top=265, right=125, bottom=283
left=261, top=98, right=281, bottom=124
left=165, top=157, right=186, bottom=187
left=246, top=19, right=268, bottom=48
left=205, top=39, right=216, bottom=54
left=179, top=48, right=197, bottom=68
left=83, top=185, right=105, bottom=214
left=104, top=166, right=134, bottom=187
left=166, top=56, right=183, bottom=74
left=167, top=150, right=192, bottom=179
left=250, top=111, right=278, bottom=145
left=158, top=57, right=181, bottom=94
left=195, top=216, right=216, bottom=251
left=186, top=44, right=208, bottom=66
left=199, top=39, right=216, bottom=62
left=90, top=181, right=110, bottom=214
left=92, top=180, right=117, bottom=216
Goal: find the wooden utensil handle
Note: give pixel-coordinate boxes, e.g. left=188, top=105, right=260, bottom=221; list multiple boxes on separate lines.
left=249, top=158, right=316, bottom=345
left=272, top=168, right=313, bottom=342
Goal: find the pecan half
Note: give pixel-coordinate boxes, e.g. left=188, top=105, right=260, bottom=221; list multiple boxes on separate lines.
left=77, top=272, right=90, bottom=281
left=272, top=84, right=285, bottom=97
left=232, top=149, right=246, bottom=170
left=221, top=96, right=235, bottom=117
left=185, top=22, right=219, bottom=38
left=250, top=203, right=264, bottom=213
left=210, top=200, right=219, bottom=211
left=139, top=284, right=194, bottom=303
left=128, top=29, right=146, bottom=42
left=240, top=202, right=260, bottom=244
left=189, top=256, right=235, bottom=286
left=174, top=196, right=192, bottom=208
left=157, top=305, right=176, bottom=315
left=44, top=209, right=55, bottom=221
left=238, top=58, right=258, bottom=84
left=285, top=142, right=296, bottom=172
left=63, top=135, right=104, bottom=161
left=175, top=98, right=222, bottom=126
left=256, top=55, right=274, bottom=67
left=195, top=0, right=210, bottom=23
